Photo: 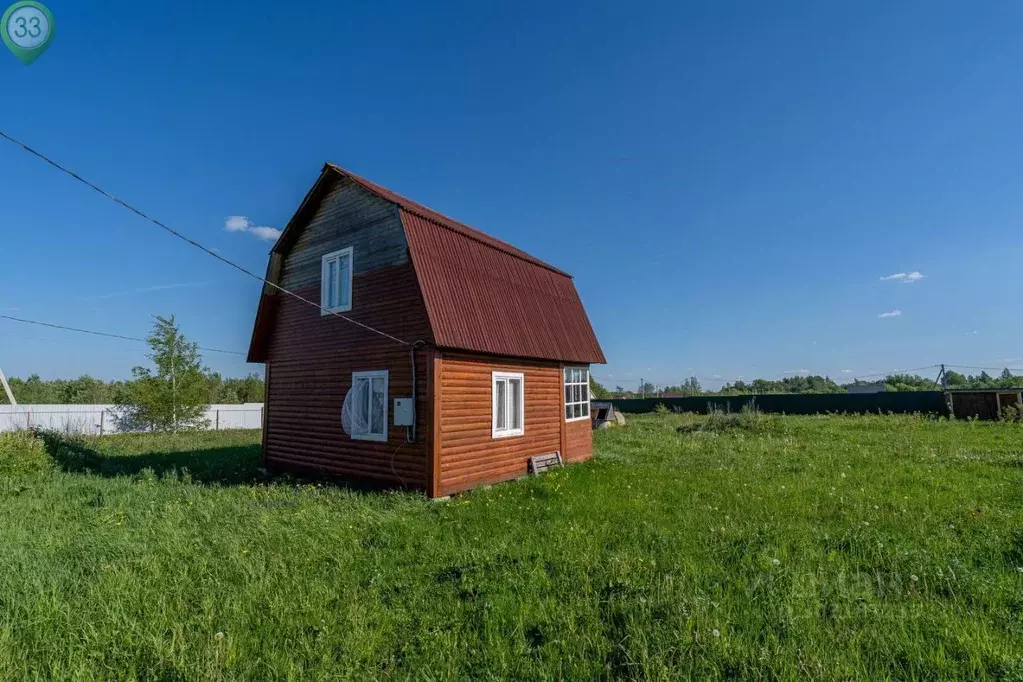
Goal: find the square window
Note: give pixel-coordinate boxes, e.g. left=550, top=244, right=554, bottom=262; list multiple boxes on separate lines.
left=492, top=372, right=525, bottom=438
left=564, top=367, right=590, bottom=422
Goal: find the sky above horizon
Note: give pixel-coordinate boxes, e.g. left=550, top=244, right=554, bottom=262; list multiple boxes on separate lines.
left=1, top=0, right=1021, bottom=391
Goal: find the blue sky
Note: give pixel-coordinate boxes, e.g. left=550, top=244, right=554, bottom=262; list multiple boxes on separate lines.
left=1, top=0, right=1021, bottom=389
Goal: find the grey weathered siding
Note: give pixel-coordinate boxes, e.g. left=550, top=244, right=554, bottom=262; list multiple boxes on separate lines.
left=280, top=176, right=407, bottom=289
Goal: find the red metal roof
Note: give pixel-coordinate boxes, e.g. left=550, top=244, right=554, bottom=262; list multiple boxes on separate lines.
left=401, top=209, right=605, bottom=364
left=249, top=165, right=605, bottom=365
left=327, top=164, right=571, bottom=277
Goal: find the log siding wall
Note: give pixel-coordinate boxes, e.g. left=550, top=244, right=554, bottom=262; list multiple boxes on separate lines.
left=435, top=353, right=592, bottom=496
left=265, top=267, right=432, bottom=489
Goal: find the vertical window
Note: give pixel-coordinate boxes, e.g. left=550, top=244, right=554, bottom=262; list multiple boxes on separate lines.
left=565, top=367, right=590, bottom=421
left=321, top=247, right=353, bottom=314
left=492, top=372, right=524, bottom=438
left=351, top=370, right=388, bottom=441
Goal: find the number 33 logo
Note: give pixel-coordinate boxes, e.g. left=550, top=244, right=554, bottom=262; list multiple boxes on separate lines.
left=12, top=15, right=41, bottom=38
left=3, top=2, right=54, bottom=59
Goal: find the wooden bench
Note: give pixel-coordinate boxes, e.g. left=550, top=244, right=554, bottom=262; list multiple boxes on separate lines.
left=528, top=452, right=563, bottom=476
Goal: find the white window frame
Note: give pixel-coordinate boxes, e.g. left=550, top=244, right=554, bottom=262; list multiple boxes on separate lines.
left=492, top=371, right=525, bottom=438
left=564, top=367, right=590, bottom=422
left=320, top=247, right=354, bottom=315
left=351, top=369, right=388, bottom=442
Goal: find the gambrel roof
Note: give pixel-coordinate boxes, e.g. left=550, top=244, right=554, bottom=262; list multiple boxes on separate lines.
left=248, top=164, right=605, bottom=365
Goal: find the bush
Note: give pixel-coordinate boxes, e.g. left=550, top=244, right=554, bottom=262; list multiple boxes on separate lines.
left=0, top=431, right=52, bottom=475
left=1000, top=404, right=1021, bottom=422
left=677, top=402, right=768, bottom=434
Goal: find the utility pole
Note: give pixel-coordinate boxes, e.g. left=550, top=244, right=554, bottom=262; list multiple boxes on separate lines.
left=0, top=365, right=16, bottom=407
left=935, top=364, right=946, bottom=389
left=171, top=330, right=177, bottom=433
left=639, top=377, right=645, bottom=399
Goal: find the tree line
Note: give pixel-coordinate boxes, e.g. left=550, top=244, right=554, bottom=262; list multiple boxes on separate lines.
left=0, top=372, right=264, bottom=406
left=590, top=369, right=1021, bottom=399
left=1, top=317, right=263, bottom=408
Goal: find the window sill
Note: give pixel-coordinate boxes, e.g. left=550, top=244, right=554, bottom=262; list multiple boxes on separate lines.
left=565, top=415, right=591, bottom=423
left=321, top=305, right=353, bottom=316
left=492, top=429, right=524, bottom=439
left=351, top=433, right=387, bottom=442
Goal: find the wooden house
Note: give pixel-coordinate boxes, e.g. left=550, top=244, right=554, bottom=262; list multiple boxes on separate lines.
left=247, top=164, right=605, bottom=497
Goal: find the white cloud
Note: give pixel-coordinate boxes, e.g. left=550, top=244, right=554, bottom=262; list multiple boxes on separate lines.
left=967, top=330, right=979, bottom=336
left=225, top=216, right=250, bottom=232
left=878, top=309, right=902, bottom=318
left=880, top=271, right=925, bottom=283
left=841, top=369, right=853, bottom=373
left=782, top=369, right=811, bottom=375
left=225, top=216, right=281, bottom=241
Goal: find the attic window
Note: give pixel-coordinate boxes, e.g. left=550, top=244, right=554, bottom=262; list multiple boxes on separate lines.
left=492, top=372, right=524, bottom=438
left=321, top=247, right=353, bottom=314
left=565, top=367, right=590, bottom=421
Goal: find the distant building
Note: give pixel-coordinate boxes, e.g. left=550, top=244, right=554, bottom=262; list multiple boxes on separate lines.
left=846, top=383, right=886, bottom=394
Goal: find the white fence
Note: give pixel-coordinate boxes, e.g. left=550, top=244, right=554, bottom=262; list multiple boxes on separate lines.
left=0, top=404, right=264, bottom=435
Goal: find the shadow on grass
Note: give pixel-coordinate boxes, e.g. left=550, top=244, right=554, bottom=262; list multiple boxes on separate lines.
left=37, top=431, right=411, bottom=493
left=38, top=431, right=265, bottom=485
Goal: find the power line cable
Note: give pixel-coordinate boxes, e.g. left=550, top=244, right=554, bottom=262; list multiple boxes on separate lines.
left=0, top=313, right=244, bottom=356
left=0, top=129, right=410, bottom=348
left=852, top=365, right=940, bottom=380
left=946, top=364, right=1023, bottom=372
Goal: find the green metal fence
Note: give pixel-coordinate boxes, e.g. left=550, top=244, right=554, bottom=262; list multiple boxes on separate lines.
left=604, top=391, right=948, bottom=416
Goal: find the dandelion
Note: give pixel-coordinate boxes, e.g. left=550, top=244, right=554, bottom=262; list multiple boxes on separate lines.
left=215, top=632, right=225, bottom=641
left=712, top=629, right=721, bottom=638
left=1016, top=567, right=1023, bottom=574
left=772, top=558, right=780, bottom=566
left=910, top=575, right=919, bottom=583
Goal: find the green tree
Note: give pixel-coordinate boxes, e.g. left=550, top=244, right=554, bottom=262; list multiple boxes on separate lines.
left=882, top=374, right=938, bottom=392
left=681, top=377, right=702, bottom=396
left=116, top=316, right=210, bottom=432
left=589, top=376, right=609, bottom=399
left=228, top=373, right=265, bottom=403
left=943, top=370, right=967, bottom=388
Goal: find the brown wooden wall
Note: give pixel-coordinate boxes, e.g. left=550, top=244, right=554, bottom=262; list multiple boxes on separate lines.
left=264, top=262, right=432, bottom=490
left=564, top=419, right=593, bottom=463
left=434, top=353, right=592, bottom=496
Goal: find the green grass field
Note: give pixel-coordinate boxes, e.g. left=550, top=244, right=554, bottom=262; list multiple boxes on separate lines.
left=1, top=413, right=1022, bottom=680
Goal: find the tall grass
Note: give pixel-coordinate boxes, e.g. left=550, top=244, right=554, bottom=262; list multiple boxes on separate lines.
left=0, top=415, right=1021, bottom=679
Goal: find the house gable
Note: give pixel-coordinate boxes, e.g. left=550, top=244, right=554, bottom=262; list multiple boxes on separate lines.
left=279, top=175, right=407, bottom=290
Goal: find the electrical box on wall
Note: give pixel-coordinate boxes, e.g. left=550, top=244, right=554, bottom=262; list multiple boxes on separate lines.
left=393, top=398, right=414, bottom=426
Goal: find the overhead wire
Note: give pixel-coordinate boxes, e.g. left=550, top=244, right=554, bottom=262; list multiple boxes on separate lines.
left=850, top=365, right=941, bottom=380
left=947, top=364, right=1023, bottom=372
left=0, top=313, right=244, bottom=356
left=0, top=129, right=410, bottom=348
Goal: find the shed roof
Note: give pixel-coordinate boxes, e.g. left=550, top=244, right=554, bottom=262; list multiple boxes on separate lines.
left=248, top=164, right=605, bottom=365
